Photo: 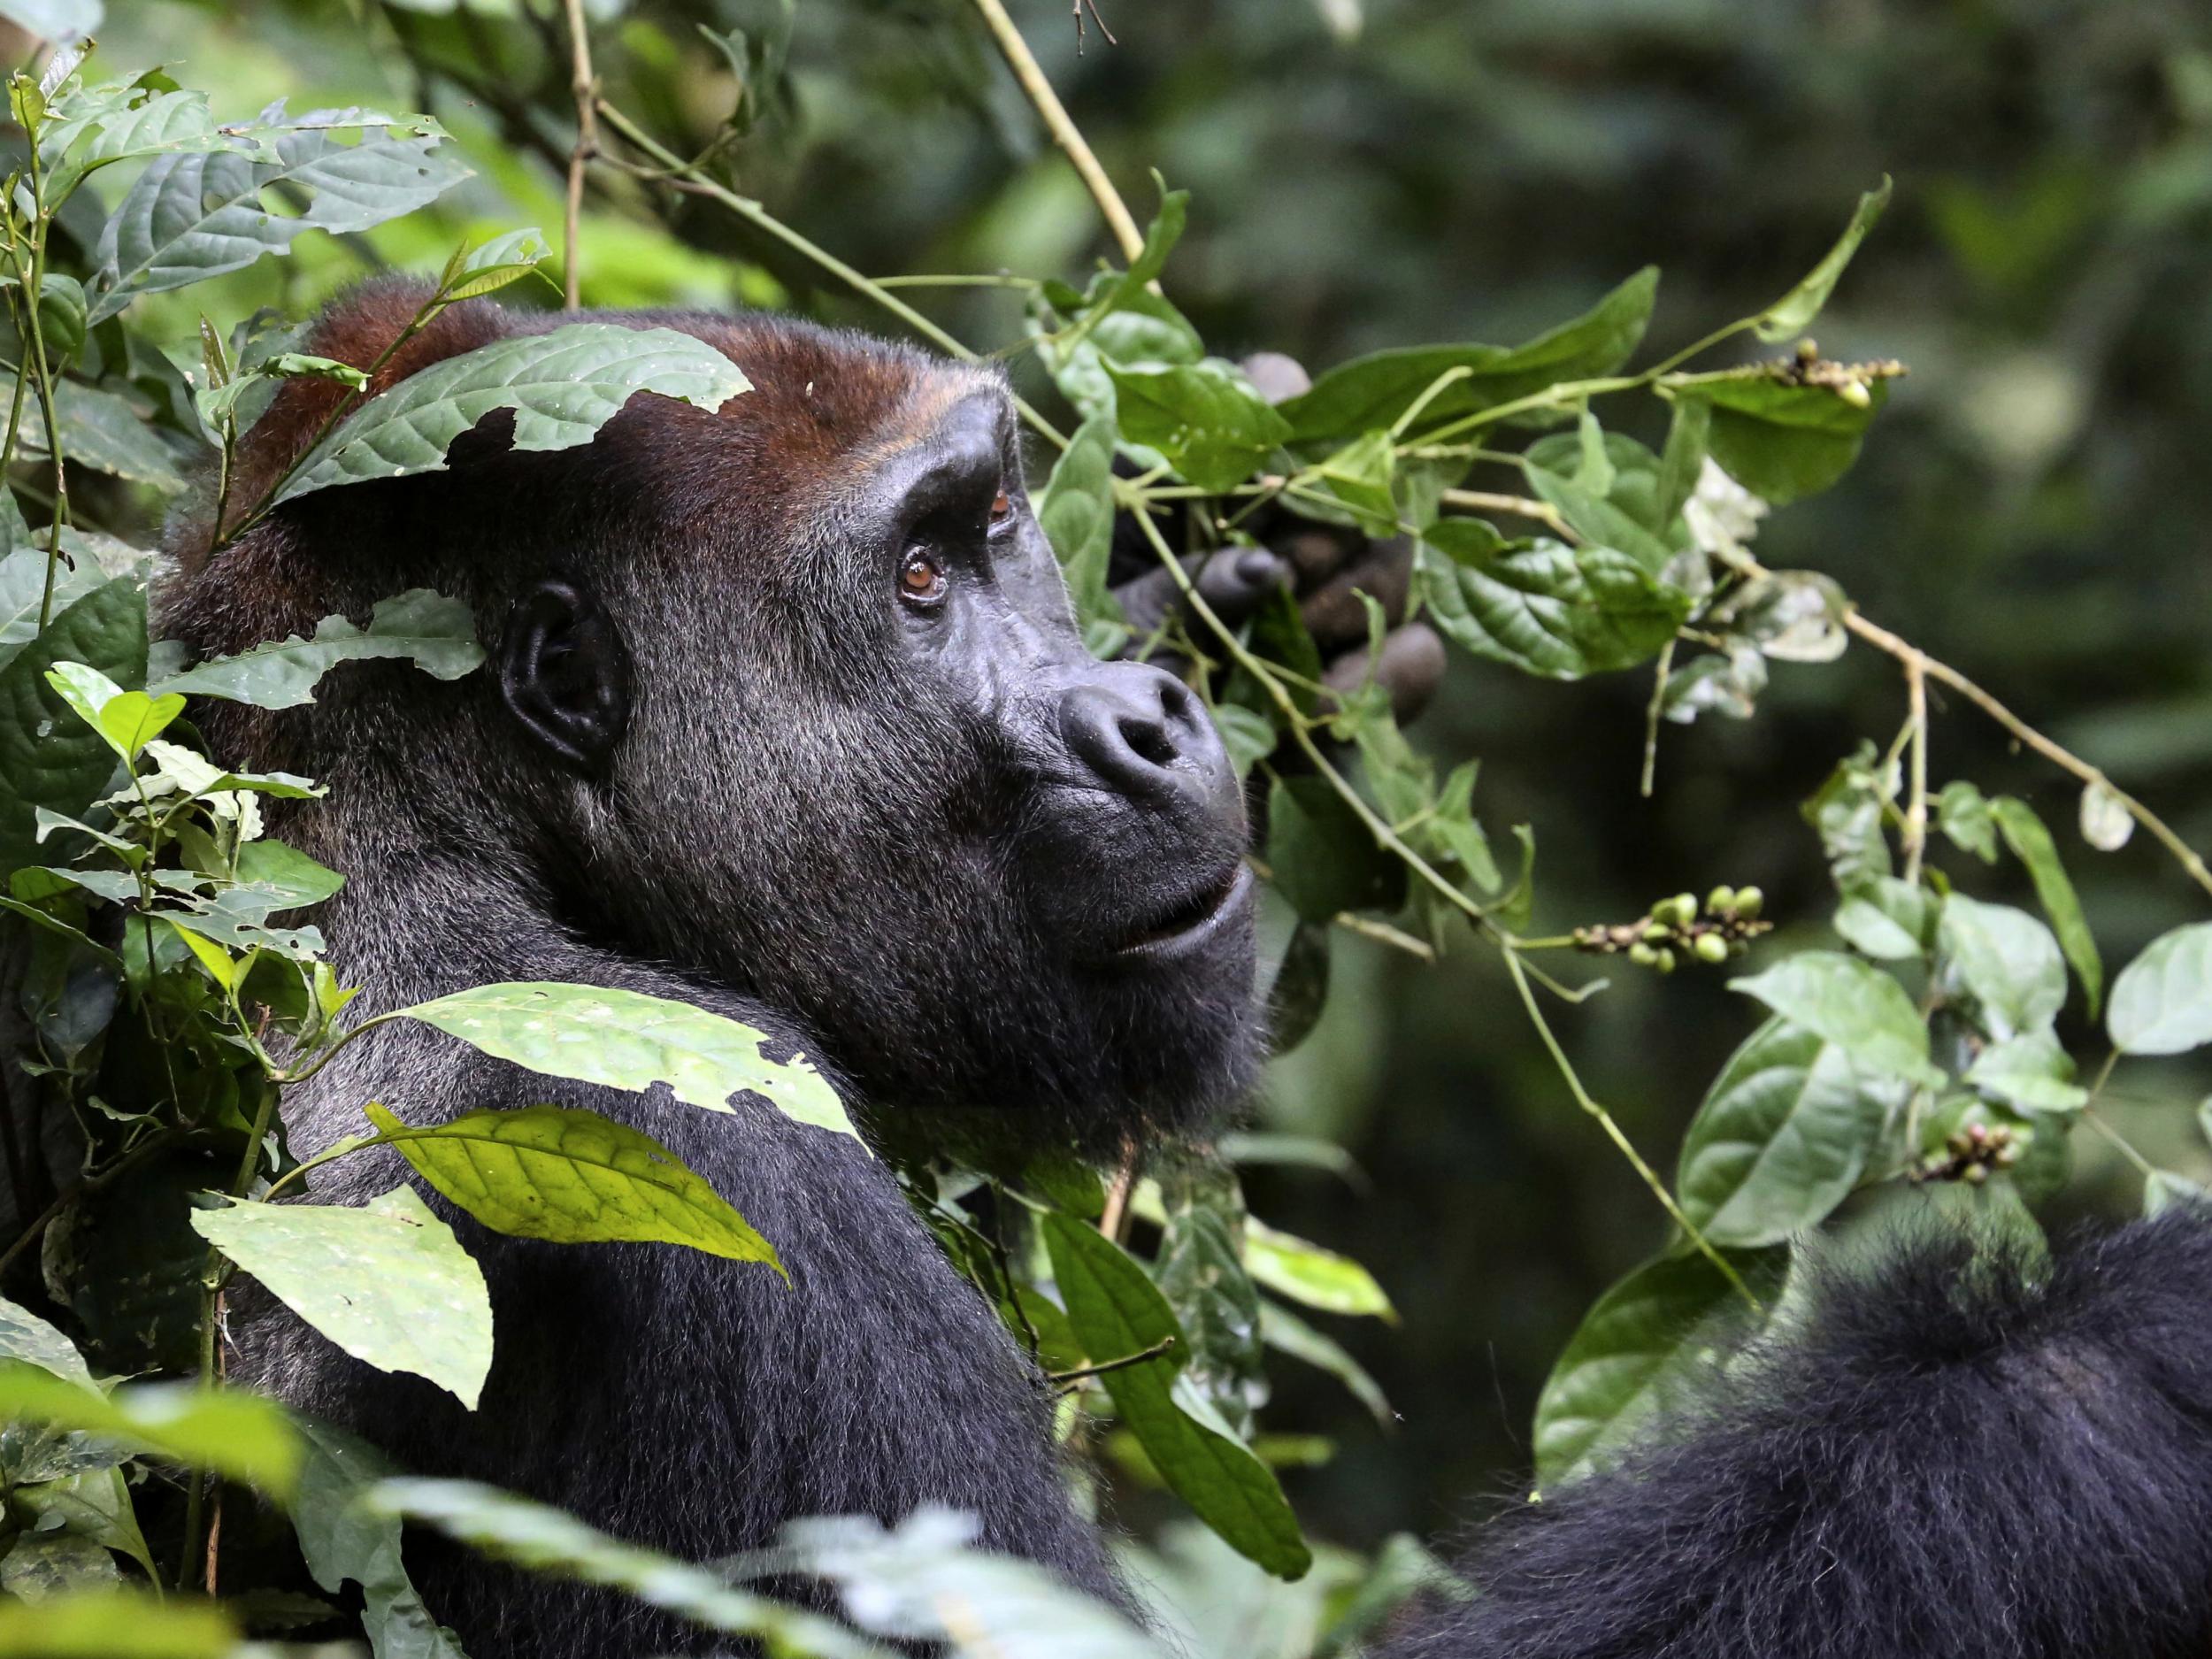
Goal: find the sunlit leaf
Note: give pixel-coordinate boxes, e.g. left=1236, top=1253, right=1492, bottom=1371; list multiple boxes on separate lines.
left=0, top=1365, right=300, bottom=1495
left=2108, top=922, right=2212, bottom=1056
left=1938, top=894, right=2066, bottom=1040
left=1729, top=951, right=1943, bottom=1087
left=0, top=1591, right=235, bottom=1658
left=150, top=588, right=483, bottom=709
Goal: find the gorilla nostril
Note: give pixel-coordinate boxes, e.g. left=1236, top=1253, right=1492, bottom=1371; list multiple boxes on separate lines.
left=1120, top=714, right=1178, bottom=771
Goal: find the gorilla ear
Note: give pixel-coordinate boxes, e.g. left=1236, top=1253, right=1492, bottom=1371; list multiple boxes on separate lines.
left=497, top=580, right=632, bottom=773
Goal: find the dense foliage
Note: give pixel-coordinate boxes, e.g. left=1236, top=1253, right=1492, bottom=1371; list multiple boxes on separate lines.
left=0, top=1, right=2203, bottom=1655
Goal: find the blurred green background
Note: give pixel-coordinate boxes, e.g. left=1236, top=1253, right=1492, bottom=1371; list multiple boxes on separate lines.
left=81, top=0, right=2212, bottom=1563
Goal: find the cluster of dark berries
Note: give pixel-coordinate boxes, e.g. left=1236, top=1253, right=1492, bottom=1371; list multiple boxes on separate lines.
left=1572, top=886, right=1771, bottom=973
left=1917, top=1119, right=2021, bottom=1186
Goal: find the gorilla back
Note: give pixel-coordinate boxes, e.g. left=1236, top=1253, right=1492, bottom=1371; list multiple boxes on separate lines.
left=158, top=286, right=1266, bottom=1655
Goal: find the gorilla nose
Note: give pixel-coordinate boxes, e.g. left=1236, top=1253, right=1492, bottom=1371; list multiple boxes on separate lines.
left=1060, top=665, right=1236, bottom=814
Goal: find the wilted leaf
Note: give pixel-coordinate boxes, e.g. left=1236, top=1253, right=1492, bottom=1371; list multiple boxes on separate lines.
left=191, top=1187, right=493, bottom=1409
left=1706, top=570, right=1849, bottom=663
left=363, top=1102, right=783, bottom=1271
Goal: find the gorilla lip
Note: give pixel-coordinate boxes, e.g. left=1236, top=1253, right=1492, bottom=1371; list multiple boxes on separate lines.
left=1113, top=863, right=1253, bottom=960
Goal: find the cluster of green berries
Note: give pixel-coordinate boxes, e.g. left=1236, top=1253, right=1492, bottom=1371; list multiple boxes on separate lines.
left=1574, top=886, right=1770, bottom=973
left=1918, top=1120, right=2022, bottom=1187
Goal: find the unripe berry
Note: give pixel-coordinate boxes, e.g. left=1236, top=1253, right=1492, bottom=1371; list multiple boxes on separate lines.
left=1694, top=933, right=1730, bottom=965
left=1707, top=886, right=1737, bottom=917
left=1732, top=886, right=1764, bottom=920
left=1655, top=948, right=1678, bottom=974
left=1629, top=943, right=1659, bottom=967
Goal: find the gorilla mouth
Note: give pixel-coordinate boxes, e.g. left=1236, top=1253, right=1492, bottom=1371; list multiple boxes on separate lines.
left=1113, top=863, right=1253, bottom=961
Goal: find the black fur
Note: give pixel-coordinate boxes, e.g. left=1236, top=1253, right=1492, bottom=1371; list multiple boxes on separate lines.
left=158, top=287, right=1264, bottom=1655
left=1397, top=1215, right=2212, bottom=1659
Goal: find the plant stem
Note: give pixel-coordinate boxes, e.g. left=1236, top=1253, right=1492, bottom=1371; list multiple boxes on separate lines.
left=1502, top=949, right=1759, bottom=1310
left=560, top=0, right=597, bottom=311
left=1050, top=1334, right=1175, bottom=1390
left=1439, top=488, right=1573, bottom=539
left=591, top=101, right=1070, bottom=451
left=966, top=0, right=1145, bottom=265
left=1641, top=638, right=1675, bottom=798
left=1901, top=654, right=1928, bottom=884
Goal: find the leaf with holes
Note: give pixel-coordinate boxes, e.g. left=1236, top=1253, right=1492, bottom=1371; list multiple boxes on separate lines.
left=273, top=324, right=750, bottom=506
left=150, top=588, right=483, bottom=709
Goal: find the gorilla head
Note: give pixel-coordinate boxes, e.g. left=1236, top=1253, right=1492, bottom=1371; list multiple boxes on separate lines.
left=162, top=286, right=1263, bottom=1147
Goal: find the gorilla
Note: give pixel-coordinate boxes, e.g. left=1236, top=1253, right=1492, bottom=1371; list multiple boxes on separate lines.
left=158, top=287, right=2212, bottom=1659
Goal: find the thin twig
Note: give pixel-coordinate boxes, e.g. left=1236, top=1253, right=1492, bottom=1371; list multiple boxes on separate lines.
left=1334, top=910, right=1435, bottom=962
left=967, top=0, right=1145, bottom=264
left=1641, top=638, right=1675, bottom=798
left=561, top=0, right=598, bottom=311
left=1901, top=655, right=1928, bottom=884
left=1051, top=1334, right=1173, bottom=1391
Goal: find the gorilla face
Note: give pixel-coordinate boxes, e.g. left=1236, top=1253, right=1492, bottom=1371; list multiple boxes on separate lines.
left=498, top=318, right=1264, bottom=1141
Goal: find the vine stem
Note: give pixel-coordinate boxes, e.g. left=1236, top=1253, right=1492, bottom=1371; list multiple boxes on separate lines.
left=590, top=101, right=1070, bottom=452
left=1901, top=654, right=1928, bottom=884
left=1502, top=949, right=1759, bottom=1310
left=1051, top=1334, right=1174, bottom=1391
left=560, top=0, right=598, bottom=311
left=1733, top=555, right=2212, bottom=902
left=966, top=0, right=1145, bottom=264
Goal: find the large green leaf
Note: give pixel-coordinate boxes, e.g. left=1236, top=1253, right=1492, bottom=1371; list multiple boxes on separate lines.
left=1532, top=1248, right=1779, bottom=1486
left=0, top=1365, right=300, bottom=1496
left=1102, top=358, right=1291, bottom=494
left=363, top=1102, right=784, bottom=1271
left=191, top=1187, right=493, bottom=1409
left=1937, top=894, right=2066, bottom=1041
left=89, top=130, right=470, bottom=321
left=373, top=1479, right=888, bottom=1659
left=16, top=381, right=191, bottom=493
left=1041, top=1213, right=1310, bottom=1580
left=1264, top=776, right=1404, bottom=924
left=150, top=588, right=483, bottom=709
left=1751, top=178, right=1893, bottom=341
left=289, top=1417, right=469, bottom=1659
left=1990, top=796, right=2102, bottom=1018
left=0, top=544, right=104, bottom=668
left=395, top=981, right=856, bottom=1141
left=2108, top=922, right=2212, bottom=1056
left=1034, top=413, right=1129, bottom=658
left=1417, top=522, right=1689, bottom=680
left=1671, top=376, right=1888, bottom=505
left=1963, top=1031, right=2087, bottom=1113
left=1242, top=1218, right=1394, bottom=1319
left=1677, top=1018, right=1892, bottom=1247
left=0, top=1298, right=94, bottom=1386
left=0, top=578, right=147, bottom=875
left=0, top=1591, right=237, bottom=1658
left=273, top=324, right=752, bottom=506
left=1729, top=951, right=1943, bottom=1087
left=1278, top=268, right=1658, bottom=442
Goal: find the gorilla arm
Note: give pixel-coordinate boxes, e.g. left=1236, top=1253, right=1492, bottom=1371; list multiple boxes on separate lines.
left=1396, top=1214, right=2212, bottom=1659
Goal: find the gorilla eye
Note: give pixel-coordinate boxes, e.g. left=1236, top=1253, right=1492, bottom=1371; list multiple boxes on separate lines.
left=899, top=546, right=949, bottom=609
left=989, top=488, right=1013, bottom=526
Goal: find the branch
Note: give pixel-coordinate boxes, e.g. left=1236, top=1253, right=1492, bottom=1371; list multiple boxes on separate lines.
left=561, top=0, right=598, bottom=311
left=968, top=0, right=1145, bottom=264
left=1051, top=1334, right=1174, bottom=1390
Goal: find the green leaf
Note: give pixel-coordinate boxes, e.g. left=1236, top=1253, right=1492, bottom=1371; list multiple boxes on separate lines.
left=1964, top=1031, right=2087, bottom=1113
left=1751, top=178, right=1893, bottom=341
left=2108, top=922, right=2212, bottom=1056
left=362, top=1102, right=784, bottom=1271
left=1263, top=776, right=1404, bottom=924
left=190, top=1186, right=494, bottom=1409
left=1155, top=1179, right=1263, bottom=1440
left=395, top=981, right=856, bottom=1141
left=1938, top=894, right=2066, bottom=1040
left=1671, top=377, right=1887, bottom=505
left=1102, top=358, right=1291, bottom=494
left=1308, top=429, right=1400, bottom=538
left=195, top=352, right=367, bottom=430
left=0, top=1365, right=300, bottom=1495
left=1832, top=875, right=1931, bottom=961
left=41, top=661, right=182, bottom=760
left=1990, top=795, right=2102, bottom=1018
left=1532, top=1248, right=1779, bottom=1486
left=27, top=381, right=189, bottom=493
left=0, top=543, right=103, bottom=667
left=1034, top=413, right=1129, bottom=657
left=1677, top=1018, right=1893, bottom=1247
left=0, top=1297, right=94, bottom=1386
left=273, top=323, right=751, bottom=507
left=1938, top=780, right=2000, bottom=863
left=1211, top=703, right=1277, bottom=781
left=1417, top=523, right=1690, bottom=681
left=0, top=1, right=101, bottom=46
left=2146, top=1171, right=2212, bottom=1218
left=372, top=1479, right=888, bottom=1659
left=1278, top=268, right=1658, bottom=442
left=1729, top=951, right=1943, bottom=1087
left=89, top=131, right=471, bottom=322
left=437, top=226, right=555, bottom=303
left=15, top=1466, right=155, bottom=1581
left=288, top=1417, right=469, bottom=1659
left=150, top=588, right=483, bottom=709
left=1041, top=1212, right=1310, bottom=1580
left=0, top=1591, right=238, bottom=1659
left=233, top=838, right=344, bottom=910
left=0, top=578, right=147, bottom=876
left=1243, top=1218, right=1394, bottom=1319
